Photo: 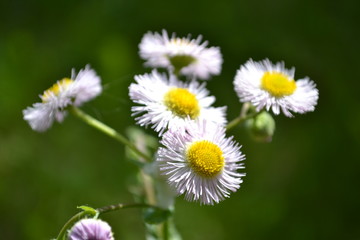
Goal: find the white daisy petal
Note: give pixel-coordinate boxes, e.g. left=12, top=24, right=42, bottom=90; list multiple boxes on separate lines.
left=23, top=65, right=102, bottom=132
left=139, top=30, right=223, bottom=80
left=71, top=65, right=102, bottom=106
left=233, top=59, right=319, bottom=117
left=23, top=102, right=56, bottom=132
left=129, top=70, right=227, bottom=135
left=157, top=120, right=245, bottom=205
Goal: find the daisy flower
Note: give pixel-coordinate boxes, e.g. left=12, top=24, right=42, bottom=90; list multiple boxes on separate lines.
left=23, top=65, right=102, bottom=132
left=233, top=59, right=319, bottom=117
left=68, top=218, right=114, bottom=240
left=139, top=30, right=223, bottom=80
left=157, top=120, right=245, bottom=205
left=129, top=70, right=227, bottom=135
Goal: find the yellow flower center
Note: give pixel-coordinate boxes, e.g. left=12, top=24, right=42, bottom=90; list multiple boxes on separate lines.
left=164, top=88, right=200, bottom=119
left=186, top=140, right=225, bottom=178
left=261, top=72, right=297, bottom=97
left=41, top=78, right=73, bottom=102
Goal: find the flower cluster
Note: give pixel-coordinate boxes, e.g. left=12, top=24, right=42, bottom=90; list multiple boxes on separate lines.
left=133, top=30, right=232, bottom=204
left=23, top=29, right=320, bottom=240
left=23, top=29, right=319, bottom=209
left=130, top=29, right=319, bottom=205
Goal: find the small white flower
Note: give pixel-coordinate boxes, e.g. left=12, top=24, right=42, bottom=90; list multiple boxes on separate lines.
left=157, top=120, right=245, bottom=205
left=129, top=70, right=227, bottom=135
left=23, top=65, right=102, bottom=132
left=233, top=59, right=319, bottom=117
left=139, top=30, right=223, bottom=80
left=68, top=218, right=114, bottom=240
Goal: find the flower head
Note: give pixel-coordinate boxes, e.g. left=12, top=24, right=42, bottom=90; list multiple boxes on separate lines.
left=157, top=120, right=245, bottom=205
left=129, top=70, right=227, bottom=135
left=233, top=59, right=319, bottom=117
left=139, top=30, right=223, bottom=80
left=23, top=65, right=102, bottom=132
left=68, top=218, right=114, bottom=240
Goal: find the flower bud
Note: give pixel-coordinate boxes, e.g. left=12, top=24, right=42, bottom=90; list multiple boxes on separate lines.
left=245, top=111, right=276, bottom=142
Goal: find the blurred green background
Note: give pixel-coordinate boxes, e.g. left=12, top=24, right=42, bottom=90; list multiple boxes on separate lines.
left=1, top=0, right=359, bottom=239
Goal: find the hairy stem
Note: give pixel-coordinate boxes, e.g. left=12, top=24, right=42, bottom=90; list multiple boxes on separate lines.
left=97, top=203, right=157, bottom=214
left=69, top=106, right=152, bottom=162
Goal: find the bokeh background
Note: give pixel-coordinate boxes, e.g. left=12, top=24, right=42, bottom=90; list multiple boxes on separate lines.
left=1, top=0, right=359, bottom=239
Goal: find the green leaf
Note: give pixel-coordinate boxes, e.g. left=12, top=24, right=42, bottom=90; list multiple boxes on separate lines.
left=143, top=207, right=171, bottom=224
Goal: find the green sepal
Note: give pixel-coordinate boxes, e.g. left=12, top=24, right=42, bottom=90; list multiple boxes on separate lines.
left=77, top=205, right=99, bottom=218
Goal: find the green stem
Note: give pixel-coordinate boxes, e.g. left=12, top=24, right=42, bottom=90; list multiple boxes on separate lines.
left=69, top=106, right=152, bottom=162
left=162, top=219, right=169, bottom=240
left=226, top=112, right=258, bottom=130
left=56, top=210, right=96, bottom=240
left=97, top=203, right=155, bottom=214
left=226, top=103, right=262, bottom=131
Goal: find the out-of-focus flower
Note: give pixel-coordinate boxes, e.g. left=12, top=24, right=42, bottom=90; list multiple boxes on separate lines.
left=23, top=65, right=102, bottom=132
left=139, top=30, right=223, bottom=80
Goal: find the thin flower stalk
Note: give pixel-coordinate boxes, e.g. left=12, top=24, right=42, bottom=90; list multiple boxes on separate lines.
left=69, top=106, right=152, bottom=162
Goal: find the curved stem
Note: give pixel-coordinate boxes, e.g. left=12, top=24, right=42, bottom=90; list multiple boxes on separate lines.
left=98, top=203, right=170, bottom=240
left=69, top=106, right=152, bottom=162
left=226, top=112, right=258, bottom=131
left=56, top=210, right=96, bottom=240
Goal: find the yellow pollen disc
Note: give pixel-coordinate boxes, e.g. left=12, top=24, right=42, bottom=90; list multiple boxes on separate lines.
left=164, top=88, right=200, bottom=119
left=261, top=72, right=297, bottom=97
left=42, top=78, right=73, bottom=102
left=186, top=140, right=225, bottom=178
